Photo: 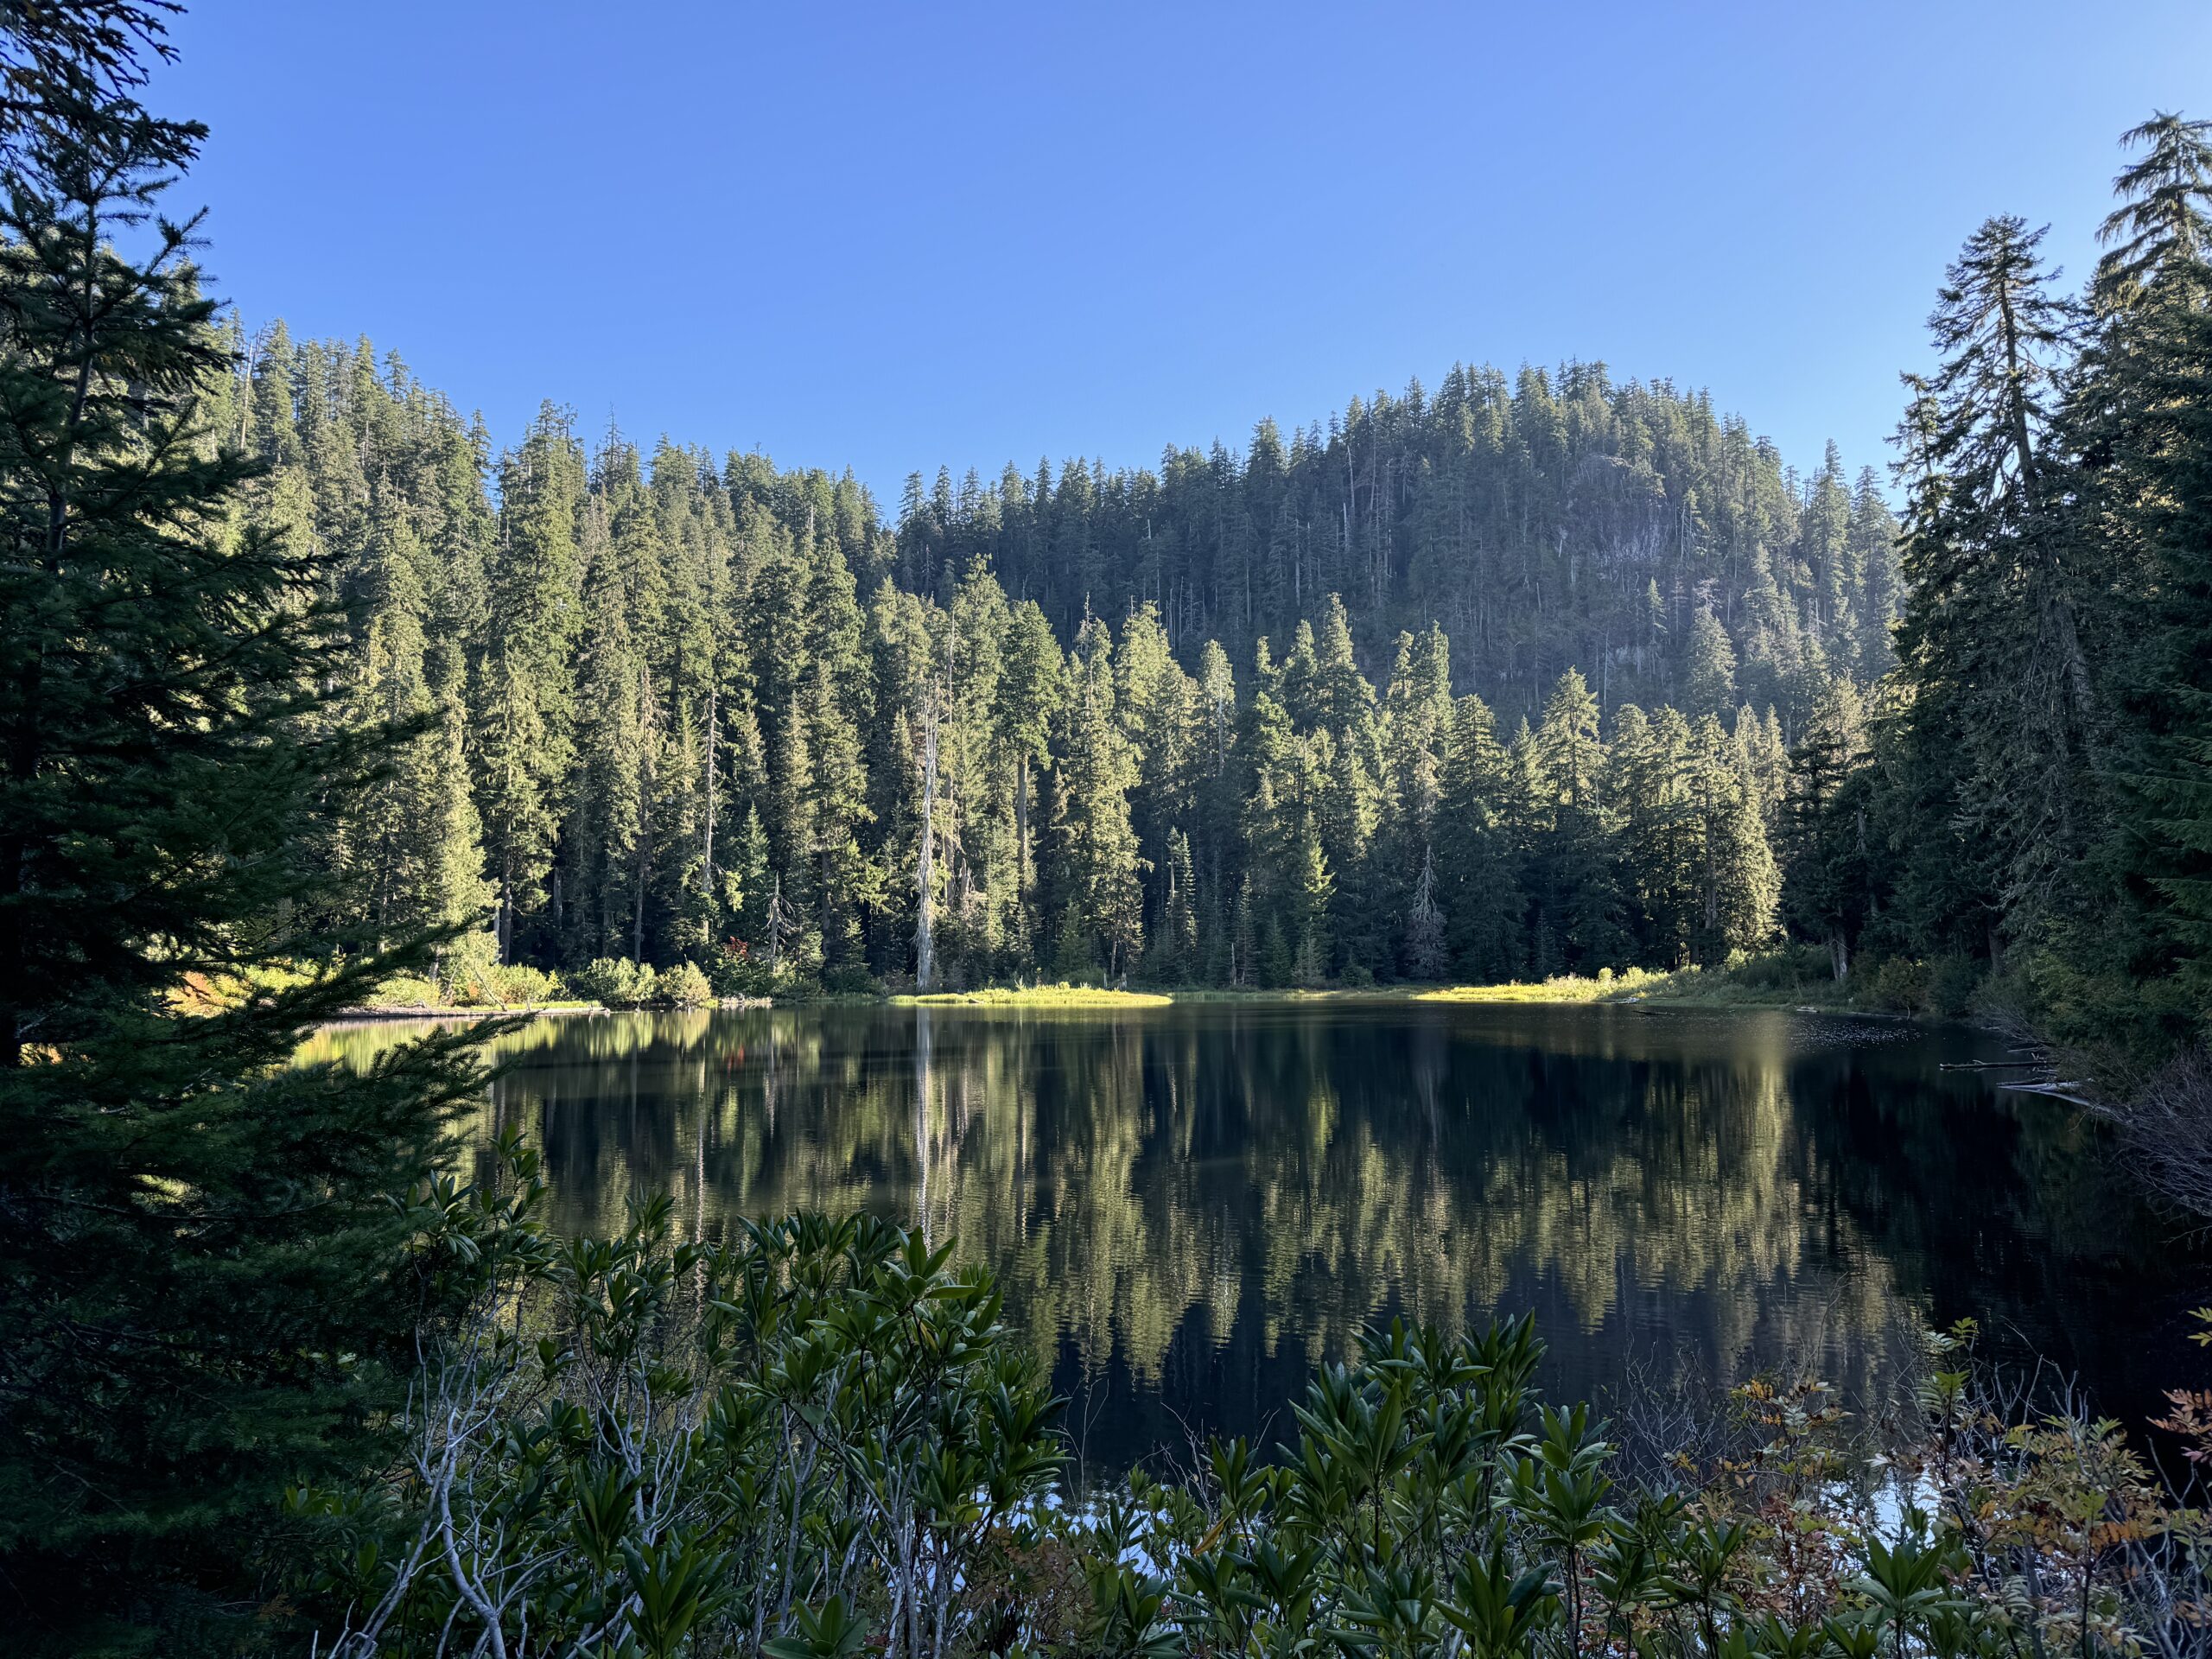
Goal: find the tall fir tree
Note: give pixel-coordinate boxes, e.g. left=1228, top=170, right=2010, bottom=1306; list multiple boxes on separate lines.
left=1048, top=614, right=1145, bottom=976
left=478, top=402, right=584, bottom=959
left=0, top=12, right=484, bottom=1649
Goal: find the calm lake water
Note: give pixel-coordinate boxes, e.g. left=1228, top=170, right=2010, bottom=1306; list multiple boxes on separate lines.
left=308, top=1001, right=2206, bottom=1468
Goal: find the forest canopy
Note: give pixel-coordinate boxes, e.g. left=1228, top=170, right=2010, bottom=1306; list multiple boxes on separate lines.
left=197, top=102, right=2212, bottom=1065
left=222, top=329, right=1897, bottom=995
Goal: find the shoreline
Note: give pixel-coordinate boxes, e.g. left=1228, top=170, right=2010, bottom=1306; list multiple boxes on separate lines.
left=883, top=976, right=1918, bottom=1017
left=321, top=978, right=1924, bottom=1022
left=324, top=995, right=773, bottom=1023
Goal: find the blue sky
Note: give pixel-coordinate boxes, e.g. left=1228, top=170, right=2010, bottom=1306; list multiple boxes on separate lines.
left=168, top=1, right=2212, bottom=505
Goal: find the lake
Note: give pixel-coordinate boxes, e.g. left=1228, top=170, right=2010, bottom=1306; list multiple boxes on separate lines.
left=306, top=1001, right=2206, bottom=1470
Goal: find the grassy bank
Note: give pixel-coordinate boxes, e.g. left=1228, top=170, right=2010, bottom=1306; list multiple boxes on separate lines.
left=890, top=983, right=1173, bottom=1007
left=880, top=956, right=1876, bottom=1013
left=1416, top=960, right=1863, bottom=1009
left=302, top=949, right=1945, bottom=1021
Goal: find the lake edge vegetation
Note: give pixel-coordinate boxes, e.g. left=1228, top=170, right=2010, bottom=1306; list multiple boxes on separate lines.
left=288, top=1147, right=2212, bottom=1659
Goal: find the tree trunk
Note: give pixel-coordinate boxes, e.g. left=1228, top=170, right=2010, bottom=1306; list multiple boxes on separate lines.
left=1014, top=754, right=1030, bottom=907
left=915, top=702, right=938, bottom=992
left=701, top=682, right=717, bottom=952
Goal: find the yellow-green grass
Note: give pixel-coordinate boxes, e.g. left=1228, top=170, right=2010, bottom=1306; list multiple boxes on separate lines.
left=1416, top=967, right=1680, bottom=1004
left=891, top=984, right=1173, bottom=1008
left=1416, top=963, right=1860, bottom=1009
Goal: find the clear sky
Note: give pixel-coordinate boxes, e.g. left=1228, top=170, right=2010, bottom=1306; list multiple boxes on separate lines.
left=167, top=1, right=2212, bottom=505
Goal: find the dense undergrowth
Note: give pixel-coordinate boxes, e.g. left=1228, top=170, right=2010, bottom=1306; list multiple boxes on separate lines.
left=290, top=1144, right=2212, bottom=1659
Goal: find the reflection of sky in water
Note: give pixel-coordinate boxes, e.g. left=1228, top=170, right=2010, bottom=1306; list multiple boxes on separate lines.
left=305, top=1004, right=2209, bottom=1469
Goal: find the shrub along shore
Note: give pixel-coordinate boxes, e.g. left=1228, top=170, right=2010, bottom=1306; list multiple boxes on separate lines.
left=281, top=1156, right=2212, bottom=1659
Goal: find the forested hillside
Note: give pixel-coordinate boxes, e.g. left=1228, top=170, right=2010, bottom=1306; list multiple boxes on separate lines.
left=207, top=330, right=1890, bottom=992
left=888, top=373, right=1901, bottom=721
left=193, top=108, right=2212, bottom=1049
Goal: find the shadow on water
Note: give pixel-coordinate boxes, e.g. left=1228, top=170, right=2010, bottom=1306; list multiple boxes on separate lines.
left=302, top=1002, right=2209, bottom=1470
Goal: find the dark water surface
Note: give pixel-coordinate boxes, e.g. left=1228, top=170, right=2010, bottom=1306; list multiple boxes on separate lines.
left=309, top=1001, right=2206, bottom=1468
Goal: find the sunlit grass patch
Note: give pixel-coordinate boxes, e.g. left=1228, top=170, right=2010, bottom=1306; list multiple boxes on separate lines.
left=1416, top=965, right=1679, bottom=1004
left=892, top=983, right=1173, bottom=1007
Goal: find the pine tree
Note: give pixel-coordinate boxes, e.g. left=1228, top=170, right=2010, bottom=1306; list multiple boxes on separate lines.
left=1381, top=625, right=1452, bottom=842
left=1783, top=676, right=1874, bottom=979
left=1315, top=728, right=1382, bottom=976
left=2082, top=115, right=2212, bottom=1008
left=1893, top=214, right=2089, bottom=952
left=1609, top=704, right=1699, bottom=965
left=998, top=599, right=1064, bottom=955
left=805, top=654, right=878, bottom=970
left=1154, top=826, right=1199, bottom=982
left=1116, top=601, right=1200, bottom=953
left=1049, top=614, right=1145, bottom=975
left=1689, top=713, right=1781, bottom=963
left=770, top=690, right=819, bottom=969
left=566, top=492, right=648, bottom=960
left=1530, top=671, right=1625, bottom=969
left=2095, top=111, right=2212, bottom=308
left=1403, top=842, right=1449, bottom=980
left=725, top=804, right=771, bottom=950
left=1682, top=605, right=1738, bottom=718
left=914, top=690, right=939, bottom=990
left=1847, top=467, right=1901, bottom=678
left=478, top=403, right=584, bottom=958
left=1436, top=694, right=1526, bottom=982
left=1290, top=810, right=1334, bottom=987
left=0, top=14, right=482, bottom=1645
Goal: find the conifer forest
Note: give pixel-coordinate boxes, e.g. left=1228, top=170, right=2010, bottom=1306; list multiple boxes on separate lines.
left=238, top=324, right=1885, bottom=995
left=226, top=103, right=2212, bottom=1049
left=12, top=2, right=2212, bottom=1656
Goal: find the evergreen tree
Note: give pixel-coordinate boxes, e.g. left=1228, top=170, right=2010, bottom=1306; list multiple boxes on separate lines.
left=478, top=403, right=584, bottom=958
left=2082, top=116, right=2212, bottom=1012
left=155, top=304, right=1942, bottom=997
left=1610, top=704, right=1700, bottom=965
left=1530, top=671, right=1625, bottom=969
left=565, top=489, right=650, bottom=960
left=1403, top=842, right=1449, bottom=980
left=1682, top=605, right=1738, bottom=718
left=1289, top=805, right=1334, bottom=986
left=2095, top=111, right=2212, bottom=308
left=1892, top=214, right=2092, bottom=948
left=769, top=690, right=820, bottom=969
left=1048, top=614, right=1144, bottom=975
left=1318, top=728, right=1384, bottom=975
left=1154, top=826, right=1199, bottom=981
left=1436, top=693, right=1526, bottom=981
left=806, top=655, right=877, bottom=968
left=998, top=599, right=1065, bottom=952
left=725, top=803, right=772, bottom=951
left=0, top=15, right=481, bottom=1647
left=1783, top=676, right=1875, bottom=979
left=1688, top=713, right=1782, bottom=963
left=1847, top=467, right=1902, bottom=678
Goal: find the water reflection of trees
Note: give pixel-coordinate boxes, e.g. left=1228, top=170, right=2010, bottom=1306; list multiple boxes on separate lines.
left=304, top=1007, right=2190, bottom=1456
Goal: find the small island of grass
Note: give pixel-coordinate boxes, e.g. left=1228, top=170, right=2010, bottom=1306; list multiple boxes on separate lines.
left=891, top=983, right=1173, bottom=1007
